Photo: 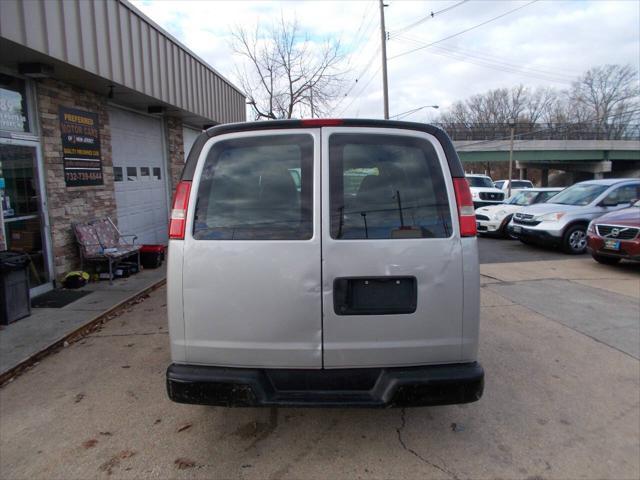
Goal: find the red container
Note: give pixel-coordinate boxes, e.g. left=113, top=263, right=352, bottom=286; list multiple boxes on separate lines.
left=140, top=245, right=165, bottom=269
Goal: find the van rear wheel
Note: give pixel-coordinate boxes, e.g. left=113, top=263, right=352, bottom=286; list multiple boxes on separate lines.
left=562, top=225, right=587, bottom=254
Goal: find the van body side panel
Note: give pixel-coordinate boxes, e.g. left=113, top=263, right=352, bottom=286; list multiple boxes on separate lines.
left=181, top=130, right=323, bottom=368
left=167, top=240, right=186, bottom=362
left=460, top=237, right=480, bottom=361
left=321, top=128, right=464, bottom=368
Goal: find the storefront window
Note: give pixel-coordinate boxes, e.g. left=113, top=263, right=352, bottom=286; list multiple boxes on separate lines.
left=0, top=144, right=49, bottom=287
left=0, top=75, right=30, bottom=133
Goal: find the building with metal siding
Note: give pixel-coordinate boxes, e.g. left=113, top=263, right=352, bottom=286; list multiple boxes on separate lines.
left=0, top=0, right=246, bottom=126
left=0, top=0, right=246, bottom=295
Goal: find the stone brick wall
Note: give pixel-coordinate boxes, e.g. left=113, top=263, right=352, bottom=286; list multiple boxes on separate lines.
left=165, top=116, right=185, bottom=194
left=36, top=79, right=117, bottom=279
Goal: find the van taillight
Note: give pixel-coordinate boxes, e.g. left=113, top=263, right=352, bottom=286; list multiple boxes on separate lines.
left=453, top=178, right=477, bottom=237
left=169, top=181, right=192, bottom=240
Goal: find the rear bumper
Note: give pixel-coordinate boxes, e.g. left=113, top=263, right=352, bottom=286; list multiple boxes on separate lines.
left=587, top=235, right=640, bottom=260
left=166, top=362, right=484, bottom=408
left=507, top=224, right=560, bottom=245
left=477, top=218, right=509, bottom=236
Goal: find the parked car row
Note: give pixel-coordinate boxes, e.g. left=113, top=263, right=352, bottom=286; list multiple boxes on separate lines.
left=475, top=188, right=562, bottom=238
left=468, top=174, right=640, bottom=264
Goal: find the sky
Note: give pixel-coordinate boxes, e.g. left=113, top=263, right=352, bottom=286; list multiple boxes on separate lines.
left=131, top=0, right=640, bottom=122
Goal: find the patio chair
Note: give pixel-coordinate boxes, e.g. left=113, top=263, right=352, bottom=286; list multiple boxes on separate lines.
left=72, top=218, right=141, bottom=284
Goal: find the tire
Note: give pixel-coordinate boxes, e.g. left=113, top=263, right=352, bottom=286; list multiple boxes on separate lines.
left=500, top=216, right=514, bottom=239
left=562, top=225, right=588, bottom=254
left=592, top=254, right=621, bottom=265
left=519, top=237, right=534, bottom=245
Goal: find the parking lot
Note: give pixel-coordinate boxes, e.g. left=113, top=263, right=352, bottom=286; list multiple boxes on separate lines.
left=0, top=240, right=638, bottom=480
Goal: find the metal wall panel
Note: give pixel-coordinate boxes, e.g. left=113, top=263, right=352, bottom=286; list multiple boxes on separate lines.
left=22, top=1, right=47, bottom=53
left=42, top=1, right=63, bottom=60
left=0, top=1, right=23, bottom=46
left=78, top=0, right=97, bottom=73
left=105, top=0, right=122, bottom=83
left=94, top=0, right=112, bottom=78
left=0, top=0, right=245, bottom=124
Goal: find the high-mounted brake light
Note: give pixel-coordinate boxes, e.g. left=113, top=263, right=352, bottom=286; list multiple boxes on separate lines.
left=453, top=178, right=477, bottom=237
left=300, top=119, right=344, bottom=127
left=169, top=181, right=192, bottom=240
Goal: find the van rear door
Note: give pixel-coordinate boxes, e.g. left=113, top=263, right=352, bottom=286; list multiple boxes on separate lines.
left=181, top=130, right=322, bottom=368
left=321, top=127, right=464, bottom=368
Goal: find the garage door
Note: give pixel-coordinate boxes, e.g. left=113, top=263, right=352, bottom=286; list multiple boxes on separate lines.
left=183, top=125, right=201, bottom=162
left=109, top=107, right=168, bottom=245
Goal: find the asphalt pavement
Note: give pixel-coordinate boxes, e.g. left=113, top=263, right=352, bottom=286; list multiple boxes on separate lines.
left=478, top=236, right=569, bottom=264
left=0, top=250, right=638, bottom=480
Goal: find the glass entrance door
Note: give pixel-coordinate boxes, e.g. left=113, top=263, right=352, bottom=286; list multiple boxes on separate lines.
left=0, top=141, right=52, bottom=292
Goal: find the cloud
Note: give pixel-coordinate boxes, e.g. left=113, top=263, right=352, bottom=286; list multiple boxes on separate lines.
left=131, top=0, right=639, bottom=120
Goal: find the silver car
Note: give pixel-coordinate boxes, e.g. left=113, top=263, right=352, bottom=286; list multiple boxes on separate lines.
left=165, top=119, right=484, bottom=407
left=508, top=179, right=640, bottom=254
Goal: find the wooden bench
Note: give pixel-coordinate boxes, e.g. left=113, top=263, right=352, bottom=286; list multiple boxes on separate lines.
left=72, top=218, right=141, bottom=283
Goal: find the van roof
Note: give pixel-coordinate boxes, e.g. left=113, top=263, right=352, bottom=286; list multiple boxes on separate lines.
left=181, top=119, right=465, bottom=181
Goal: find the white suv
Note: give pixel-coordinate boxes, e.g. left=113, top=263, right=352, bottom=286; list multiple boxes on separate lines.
left=166, top=119, right=484, bottom=407
left=494, top=179, right=534, bottom=198
left=466, top=174, right=505, bottom=208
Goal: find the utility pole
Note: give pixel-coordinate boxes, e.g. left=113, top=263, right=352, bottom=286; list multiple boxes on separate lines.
left=379, top=0, right=389, bottom=119
left=507, top=119, right=516, bottom=198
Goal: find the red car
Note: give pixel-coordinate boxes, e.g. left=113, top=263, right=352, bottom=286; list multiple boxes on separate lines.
left=587, top=200, right=640, bottom=264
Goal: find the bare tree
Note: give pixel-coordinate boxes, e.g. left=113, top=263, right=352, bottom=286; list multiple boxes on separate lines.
left=526, top=87, right=558, bottom=124
left=439, top=85, right=543, bottom=137
left=231, top=17, right=346, bottom=120
left=568, top=64, right=639, bottom=137
left=440, top=85, right=534, bottom=124
left=437, top=64, right=639, bottom=139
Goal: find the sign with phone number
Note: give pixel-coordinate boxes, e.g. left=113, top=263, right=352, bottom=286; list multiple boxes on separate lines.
left=59, top=107, right=104, bottom=187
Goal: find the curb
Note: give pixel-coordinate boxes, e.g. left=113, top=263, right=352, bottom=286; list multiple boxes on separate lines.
left=0, top=277, right=166, bottom=387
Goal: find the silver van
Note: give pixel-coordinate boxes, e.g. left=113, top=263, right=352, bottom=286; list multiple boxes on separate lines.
left=166, top=119, right=484, bottom=407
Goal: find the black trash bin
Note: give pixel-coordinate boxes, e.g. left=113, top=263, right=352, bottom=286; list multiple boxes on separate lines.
left=0, top=251, right=31, bottom=325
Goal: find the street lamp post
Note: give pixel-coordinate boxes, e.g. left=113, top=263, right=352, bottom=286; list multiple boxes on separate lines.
left=507, top=118, right=516, bottom=198
left=390, top=105, right=439, bottom=120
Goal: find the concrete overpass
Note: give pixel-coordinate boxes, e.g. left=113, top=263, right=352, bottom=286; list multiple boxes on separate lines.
left=451, top=138, right=639, bottom=185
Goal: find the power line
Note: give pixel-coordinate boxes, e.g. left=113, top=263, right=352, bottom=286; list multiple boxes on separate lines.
left=337, top=64, right=383, bottom=116
left=391, top=105, right=439, bottom=120
left=430, top=42, right=577, bottom=77
left=333, top=45, right=381, bottom=113
left=350, top=1, right=379, bottom=56
left=394, top=35, right=574, bottom=84
left=396, top=34, right=575, bottom=82
left=332, top=2, right=382, bottom=114
left=389, top=0, right=470, bottom=39
left=390, top=0, right=540, bottom=61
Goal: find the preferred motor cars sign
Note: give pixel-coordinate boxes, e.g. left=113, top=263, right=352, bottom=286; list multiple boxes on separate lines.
left=59, top=107, right=103, bottom=186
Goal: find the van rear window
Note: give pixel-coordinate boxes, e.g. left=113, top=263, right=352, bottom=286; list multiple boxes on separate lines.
left=329, top=134, right=452, bottom=239
left=193, top=134, right=313, bottom=240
